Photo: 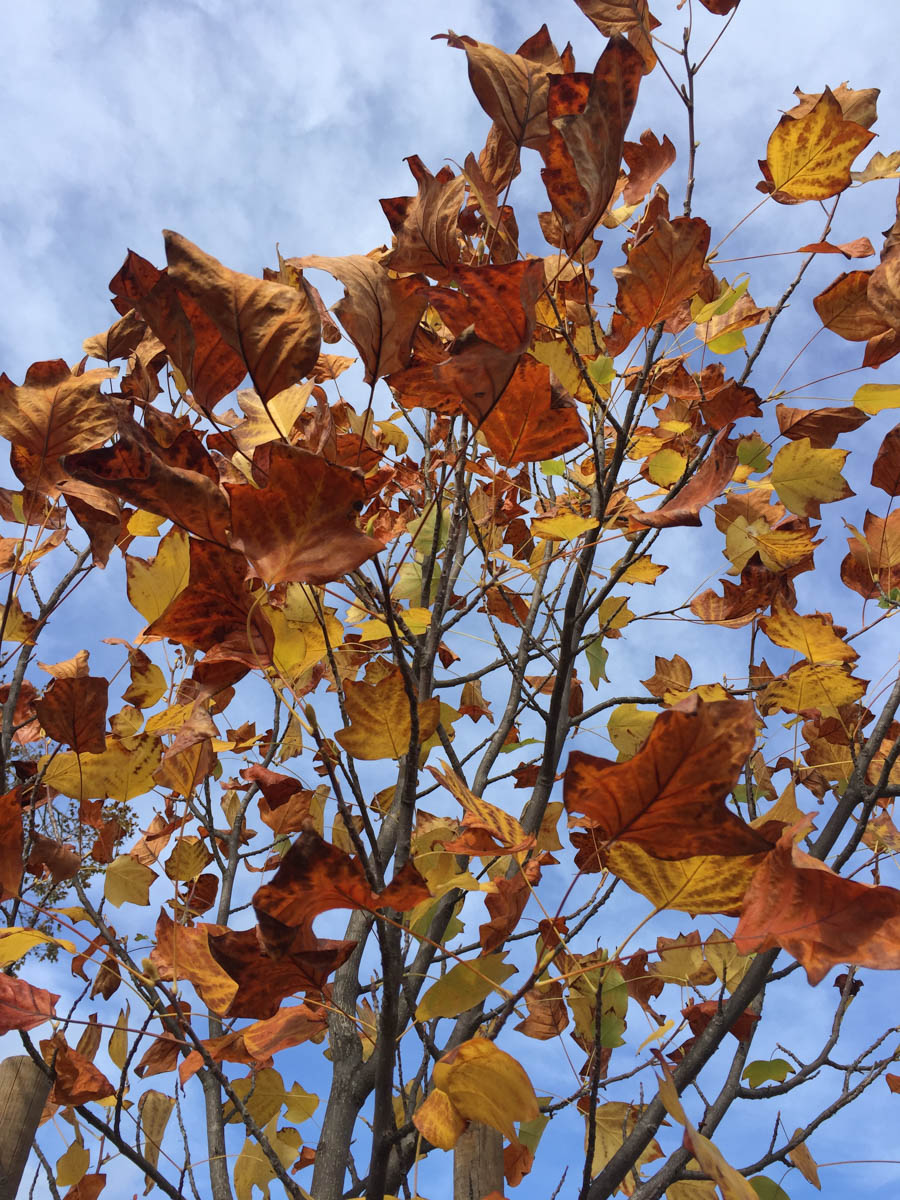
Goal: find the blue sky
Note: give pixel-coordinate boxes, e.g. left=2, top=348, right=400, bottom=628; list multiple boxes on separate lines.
left=3, top=2, right=900, bottom=1197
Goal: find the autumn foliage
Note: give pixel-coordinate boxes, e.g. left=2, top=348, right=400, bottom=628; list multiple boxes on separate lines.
left=3, top=3, right=900, bottom=1199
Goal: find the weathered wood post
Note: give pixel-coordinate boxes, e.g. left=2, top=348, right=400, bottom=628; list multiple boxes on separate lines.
left=453, top=1122, right=504, bottom=1200
left=0, top=1055, right=52, bottom=1200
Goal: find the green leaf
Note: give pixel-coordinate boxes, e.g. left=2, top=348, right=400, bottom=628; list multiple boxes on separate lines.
left=750, top=1177, right=791, bottom=1200
left=741, top=1058, right=795, bottom=1087
left=540, top=459, right=566, bottom=476
left=586, top=638, right=609, bottom=688
left=416, top=953, right=516, bottom=1021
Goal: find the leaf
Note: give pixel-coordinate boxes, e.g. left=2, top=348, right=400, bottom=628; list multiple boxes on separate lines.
left=565, top=698, right=772, bottom=861
left=41, top=734, right=163, bottom=803
left=851, top=383, right=900, bottom=414
left=336, top=667, right=440, bottom=760
left=787, top=1137, right=822, bottom=1189
left=164, top=231, right=321, bottom=403
left=606, top=217, right=711, bottom=353
left=381, top=155, right=466, bottom=281
left=658, top=1072, right=758, bottom=1199
left=539, top=36, right=644, bottom=253
left=760, top=87, right=874, bottom=203
left=742, top=1058, right=795, bottom=1087
left=770, top=438, right=852, bottom=517
left=0, top=927, right=75, bottom=966
left=604, top=841, right=766, bottom=915
left=150, top=911, right=240, bottom=1016
left=584, top=1101, right=663, bottom=1180
left=56, top=1142, right=90, bottom=1187
left=34, top=676, right=109, bottom=754
left=125, top=527, right=191, bottom=625
left=775, top=402, right=868, bottom=448
left=758, top=604, right=857, bottom=664
left=622, top=130, right=676, bottom=204
left=138, top=1090, right=175, bottom=1187
left=478, top=356, right=587, bottom=465
left=414, top=1037, right=539, bottom=1147
left=233, top=1118, right=301, bottom=1200
left=872, top=424, right=900, bottom=495
left=416, top=953, right=515, bottom=1021
left=226, top=442, right=384, bottom=585
left=813, top=270, right=891, bottom=341
left=852, top=149, right=900, bottom=182
left=572, top=2, right=658, bottom=72
left=749, top=1179, right=791, bottom=1200
left=42, top=1033, right=115, bottom=1105
left=294, top=255, right=427, bottom=383
left=0, top=974, right=59, bottom=1034
left=735, top=826, right=900, bottom=984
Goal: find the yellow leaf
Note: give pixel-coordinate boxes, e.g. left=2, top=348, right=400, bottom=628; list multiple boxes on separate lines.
left=1, top=597, right=37, bottom=644
left=605, top=842, right=764, bottom=916
left=225, top=1067, right=316, bottom=1128
left=759, top=604, right=857, bottom=664
left=703, top=931, right=754, bottom=996
left=762, top=662, right=866, bottom=718
left=586, top=1101, right=663, bottom=1181
left=851, top=383, right=900, bottom=413
left=607, top=704, right=656, bottom=759
left=41, top=733, right=163, bottom=802
left=109, top=1004, right=129, bottom=1070
left=336, top=668, right=440, bottom=760
left=657, top=1073, right=758, bottom=1199
left=416, top=1037, right=539, bottom=1146
left=764, top=87, right=874, bottom=202
left=724, top=516, right=817, bottom=575
left=416, top=953, right=516, bottom=1021
left=56, top=1141, right=90, bottom=1187
left=233, top=1117, right=302, bottom=1200
left=596, top=595, right=634, bottom=634
left=647, top=448, right=687, bottom=486
left=126, top=527, right=190, bottom=625
left=139, top=1090, right=176, bottom=1180
left=127, top=510, right=166, bottom=537
left=429, top=762, right=532, bottom=853
left=104, top=855, right=156, bottom=907
left=0, top=927, right=75, bottom=965
left=770, top=438, right=851, bottom=516
left=164, top=838, right=213, bottom=882
left=615, top=556, right=667, bottom=585
left=787, top=1135, right=822, bottom=1190
left=530, top=512, right=599, bottom=541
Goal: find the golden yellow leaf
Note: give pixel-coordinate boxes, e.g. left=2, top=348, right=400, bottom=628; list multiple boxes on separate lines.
left=530, top=512, right=599, bottom=541
left=41, top=733, right=163, bottom=802
left=724, top=516, right=817, bottom=575
left=763, top=87, right=874, bottom=202
left=770, top=439, right=852, bottom=517
left=431, top=1037, right=539, bottom=1144
left=658, top=1073, right=758, bottom=1199
left=586, top=1101, right=662, bottom=1181
left=139, top=1090, right=176, bottom=1180
left=759, top=604, right=857, bottom=664
left=233, top=1117, right=302, bottom=1200
left=336, top=667, right=440, bottom=760
left=126, top=527, right=190, bottom=626
left=56, top=1141, right=90, bottom=1187
left=851, top=383, right=900, bottom=413
left=605, top=842, right=764, bottom=916
left=761, top=663, right=866, bottom=718
left=104, top=855, right=156, bottom=908
left=109, top=1005, right=129, bottom=1070
left=607, top=704, right=656, bottom=759
left=412, top=1086, right=467, bottom=1151
left=0, top=927, right=75, bottom=966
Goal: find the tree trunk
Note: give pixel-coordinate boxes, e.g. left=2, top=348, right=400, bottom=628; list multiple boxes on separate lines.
left=453, top=1122, right=504, bottom=1200
left=0, top=1055, right=51, bottom=1200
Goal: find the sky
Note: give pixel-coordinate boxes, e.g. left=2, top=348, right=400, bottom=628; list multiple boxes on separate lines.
left=2, top=1, right=900, bottom=1197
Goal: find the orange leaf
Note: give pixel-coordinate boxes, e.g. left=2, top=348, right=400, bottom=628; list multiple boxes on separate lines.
left=735, top=827, right=900, bottom=984
left=42, top=1033, right=115, bottom=1105
left=478, top=355, right=587, bottom=465
left=564, top=698, right=773, bottom=860
left=634, top=427, right=736, bottom=528
left=381, top=156, right=466, bottom=281
left=813, top=270, right=891, bottom=341
left=0, top=788, right=24, bottom=900
left=0, top=974, right=59, bottom=1034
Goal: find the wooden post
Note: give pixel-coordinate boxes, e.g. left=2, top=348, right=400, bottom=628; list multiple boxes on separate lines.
left=453, top=1121, right=504, bottom=1200
left=0, top=1055, right=52, bottom=1200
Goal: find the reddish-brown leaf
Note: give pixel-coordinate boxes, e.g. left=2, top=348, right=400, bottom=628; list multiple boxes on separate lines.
left=0, top=975, right=59, bottom=1034
left=42, top=1033, right=115, bottom=1105
left=253, top=831, right=430, bottom=961
left=292, top=256, right=428, bottom=384
left=776, top=402, right=868, bottom=448
left=381, top=156, right=466, bottom=281
left=634, top=427, right=736, bottom=528
left=540, top=37, right=643, bottom=253
left=606, top=217, right=711, bottom=354
left=682, top=999, right=758, bottom=1041
left=164, top=231, right=321, bottom=404
left=479, top=356, right=587, bottom=465
left=872, top=424, right=900, bottom=495
left=735, top=826, right=900, bottom=984
left=34, top=676, right=109, bottom=755
left=226, top=442, right=383, bottom=585
left=62, top=1174, right=106, bottom=1200
left=26, top=833, right=81, bottom=884
left=622, top=130, right=676, bottom=204
left=514, top=981, right=569, bottom=1040
left=0, top=788, right=23, bottom=900
left=564, top=698, right=772, bottom=860
left=869, top=248, right=900, bottom=330
left=841, top=509, right=900, bottom=598
left=813, top=270, right=891, bottom=341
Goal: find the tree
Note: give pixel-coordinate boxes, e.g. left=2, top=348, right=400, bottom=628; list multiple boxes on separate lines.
left=1, top=2, right=900, bottom=1198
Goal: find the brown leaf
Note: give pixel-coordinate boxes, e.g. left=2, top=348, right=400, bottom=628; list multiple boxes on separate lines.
left=787, top=82, right=880, bottom=130
left=514, top=980, right=569, bottom=1040
left=26, top=834, right=81, bottom=884
left=572, top=1, right=658, bottom=72
left=226, top=442, right=383, bottom=585
left=813, top=270, right=891, bottom=341
left=564, top=698, right=772, bottom=860
left=735, top=826, right=900, bottom=984
left=0, top=788, right=23, bottom=900
left=478, top=355, right=587, bottom=465
left=841, top=509, right=900, bottom=598
left=381, top=156, right=466, bottom=281
left=606, top=218, right=711, bottom=354
left=869, top=248, right=900, bottom=330
left=292, top=256, right=428, bottom=384
left=540, top=36, right=643, bottom=253
left=796, top=237, right=874, bottom=259
left=253, top=830, right=430, bottom=962
left=775, top=403, right=868, bottom=448
left=622, top=130, right=676, bottom=204
left=34, top=676, right=109, bottom=755
left=164, top=231, right=321, bottom=403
